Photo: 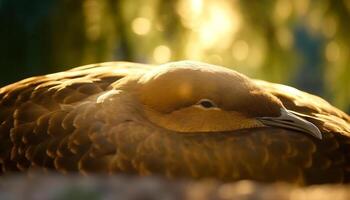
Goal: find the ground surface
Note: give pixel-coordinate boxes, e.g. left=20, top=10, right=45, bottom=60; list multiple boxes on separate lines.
left=0, top=174, right=349, bottom=200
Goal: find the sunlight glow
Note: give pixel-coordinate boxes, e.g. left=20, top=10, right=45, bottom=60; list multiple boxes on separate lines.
left=176, top=0, right=203, bottom=28
left=153, top=45, right=172, bottom=64
left=278, top=84, right=303, bottom=97
left=274, top=0, right=292, bottom=24
left=177, top=0, right=241, bottom=62
left=198, top=1, right=240, bottom=49
left=232, top=40, right=249, bottom=61
left=132, top=17, right=151, bottom=35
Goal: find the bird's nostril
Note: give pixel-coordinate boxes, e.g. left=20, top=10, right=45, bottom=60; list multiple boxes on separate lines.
left=281, top=119, right=294, bottom=123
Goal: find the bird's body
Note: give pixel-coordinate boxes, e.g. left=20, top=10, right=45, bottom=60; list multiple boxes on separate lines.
left=0, top=61, right=349, bottom=185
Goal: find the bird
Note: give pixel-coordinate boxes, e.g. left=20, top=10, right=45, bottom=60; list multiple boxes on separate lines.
left=0, top=61, right=349, bottom=185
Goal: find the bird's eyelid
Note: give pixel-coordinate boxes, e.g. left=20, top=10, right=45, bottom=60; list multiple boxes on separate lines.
left=196, top=99, right=218, bottom=109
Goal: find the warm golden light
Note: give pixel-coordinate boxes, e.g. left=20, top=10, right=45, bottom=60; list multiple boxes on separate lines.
left=218, top=181, right=254, bottom=199
left=278, top=84, right=303, bottom=97
left=176, top=0, right=203, bottom=28
left=191, top=0, right=203, bottom=15
left=274, top=0, right=292, bottom=24
left=326, top=41, right=340, bottom=62
left=322, top=15, right=338, bottom=38
left=232, top=40, right=249, bottom=61
left=198, top=1, right=240, bottom=49
left=179, top=82, right=192, bottom=98
left=153, top=45, right=172, bottom=64
left=25, top=0, right=350, bottom=111
left=177, top=0, right=241, bottom=63
left=208, top=54, right=223, bottom=65
left=83, top=0, right=102, bottom=41
left=294, top=0, right=310, bottom=17
left=276, top=27, right=293, bottom=49
left=132, top=17, right=151, bottom=35
left=247, top=38, right=266, bottom=69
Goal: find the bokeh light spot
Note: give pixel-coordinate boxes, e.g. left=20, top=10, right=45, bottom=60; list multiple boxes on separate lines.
left=274, top=0, right=292, bottom=24
left=153, top=45, right=172, bottom=64
left=198, top=1, right=239, bottom=50
left=132, top=17, right=151, bottom=35
left=176, top=0, right=203, bottom=28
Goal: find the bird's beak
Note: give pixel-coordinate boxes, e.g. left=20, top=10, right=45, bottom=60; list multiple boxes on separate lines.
left=257, top=108, right=322, bottom=139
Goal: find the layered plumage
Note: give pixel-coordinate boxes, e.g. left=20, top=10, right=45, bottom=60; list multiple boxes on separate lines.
left=0, top=61, right=349, bottom=185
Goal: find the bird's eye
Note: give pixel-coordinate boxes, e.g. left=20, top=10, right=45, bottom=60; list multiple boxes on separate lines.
left=197, top=99, right=217, bottom=109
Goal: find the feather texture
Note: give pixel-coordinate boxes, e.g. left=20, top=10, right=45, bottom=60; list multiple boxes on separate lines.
left=0, top=61, right=349, bottom=185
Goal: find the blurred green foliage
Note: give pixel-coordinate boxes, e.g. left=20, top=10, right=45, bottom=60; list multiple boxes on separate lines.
left=0, top=0, right=349, bottom=112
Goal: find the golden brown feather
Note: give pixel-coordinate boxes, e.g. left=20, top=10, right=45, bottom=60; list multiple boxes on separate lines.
left=0, top=61, right=349, bottom=185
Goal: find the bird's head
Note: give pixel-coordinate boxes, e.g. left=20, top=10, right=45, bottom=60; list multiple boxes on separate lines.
left=115, top=61, right=321, bottom=139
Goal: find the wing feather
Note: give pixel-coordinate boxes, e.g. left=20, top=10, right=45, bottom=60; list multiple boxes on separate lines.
left=0, top=62, right=148, bottom=174
left=254, top=80, right=350, bottom=136
left=0, top=62, right=349, bottom=185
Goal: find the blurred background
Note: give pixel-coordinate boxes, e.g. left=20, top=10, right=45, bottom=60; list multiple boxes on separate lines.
left=0, top=0, right=349, bottom=113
